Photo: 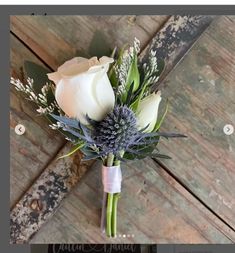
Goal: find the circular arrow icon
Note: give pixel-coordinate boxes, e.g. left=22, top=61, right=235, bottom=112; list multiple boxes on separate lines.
left=15, top=124, right=26, bottom=135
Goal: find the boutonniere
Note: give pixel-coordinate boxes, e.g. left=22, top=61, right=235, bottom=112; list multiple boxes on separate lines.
left=11, top=38, right=186, bottom=237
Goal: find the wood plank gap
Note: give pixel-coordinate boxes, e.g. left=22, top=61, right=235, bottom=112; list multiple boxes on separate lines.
left=9, top=14, right=170, bottom=214
left=10, top=30, right=55, bottom=72
left=152, top=158, right=235, bottom=237
left=10, top=15, right=216, bottom=243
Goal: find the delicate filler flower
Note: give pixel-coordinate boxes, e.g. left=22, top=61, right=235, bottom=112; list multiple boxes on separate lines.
left=142, top=49, right=159, bottom=86
left=115, top=38, right=140, bottom=94
left=11, top=77, right=60, bottom=115
left=47, top=56, right=115, bottom=125
left=11, top=37, right=186, bottom=239
left=49, top=121, right=64, bottom=130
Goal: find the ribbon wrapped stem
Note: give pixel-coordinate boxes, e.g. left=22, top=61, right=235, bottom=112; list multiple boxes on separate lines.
left=101, top=153, right=122, bottom=237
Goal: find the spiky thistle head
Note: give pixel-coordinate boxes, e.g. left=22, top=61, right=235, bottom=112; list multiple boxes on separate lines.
left=92, top=106, right=138, bottom=155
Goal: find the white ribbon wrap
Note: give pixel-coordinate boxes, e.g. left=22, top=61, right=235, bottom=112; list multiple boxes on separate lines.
left=102, top=165, right=122, bottom=193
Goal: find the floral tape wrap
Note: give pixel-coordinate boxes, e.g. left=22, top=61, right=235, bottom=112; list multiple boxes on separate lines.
left=102, top=165, right=122, bottom=193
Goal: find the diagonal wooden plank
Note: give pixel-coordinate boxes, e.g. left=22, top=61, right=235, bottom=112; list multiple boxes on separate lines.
left=141, top=15, right=214, bottom=82
left=10, top=144, right=93, bottom=244
left=155, top=16, right=235, bottom=231
left=10, top=15, right=169, bottom=243
left=10, top=35, right=66, bottom=207
left=10, top=15, right=169, bottom=69
left=10, top=15, right=217, bottom=243
left=30, top=159, right=235, bottom=243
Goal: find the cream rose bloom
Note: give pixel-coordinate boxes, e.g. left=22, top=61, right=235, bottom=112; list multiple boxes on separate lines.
left=47, top=56, right=115, bottom=125
left=136, top=91, right=162, bottom=132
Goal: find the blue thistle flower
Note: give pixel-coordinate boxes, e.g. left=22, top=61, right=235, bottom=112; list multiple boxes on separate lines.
left=92, top=106, right=138, bottom=155
left=50, top=106, right=186, bottom=161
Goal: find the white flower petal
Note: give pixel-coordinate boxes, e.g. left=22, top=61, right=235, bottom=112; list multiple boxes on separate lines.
left=137, top=91, right=162, bottom=132
left=47, top=72, right=62, bottom=85
left=50, top=55, right=115, bottom=125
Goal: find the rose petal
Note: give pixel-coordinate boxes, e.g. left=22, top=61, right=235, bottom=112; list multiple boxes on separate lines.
left=47, top=72, right=62, bottom=85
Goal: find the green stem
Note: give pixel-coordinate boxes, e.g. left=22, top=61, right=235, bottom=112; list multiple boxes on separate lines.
left=106, top=193, right=113, bottom=237
left=106, top=153, right=114, bottom=237
left=105, top=152, right=124, bottom=237
left=111, top=151, right=124, bottom=237
left=106, top=153, right=114, bottom=167
left=111, top=193, right=120, bottom=237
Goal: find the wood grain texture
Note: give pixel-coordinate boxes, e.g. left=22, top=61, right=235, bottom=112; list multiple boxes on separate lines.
left=10, top=35, right=65, bottom=207
left=10, top=15, right=170, bottom=243
left=10, top=15, right=234, bottom=244
left=10, top=15, right=169, bottom=70
left=10, top=35, right=94, bottom=242
left=10, top=143, right=93, bottom=244
left=141, top=15, right=214, bottom=82
left=156, top=16, right=235, bottom=230
left=30, top=159, right=234, bottom=243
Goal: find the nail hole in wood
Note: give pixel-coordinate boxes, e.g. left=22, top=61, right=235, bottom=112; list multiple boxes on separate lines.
left=30, top=199, right=43, bottom=212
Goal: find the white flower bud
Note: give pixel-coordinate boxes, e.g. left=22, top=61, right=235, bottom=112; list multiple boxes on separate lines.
left=136, top=91, right=162, bottom=132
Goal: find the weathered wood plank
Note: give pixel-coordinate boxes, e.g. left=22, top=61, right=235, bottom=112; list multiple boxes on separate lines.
left=155, top=16, right=235, bottom=230
left=10, top=143, right=93, bottom=244
left=10, top=35, right=94, bottom=242
left=10, top=14, right=223, bottom=241
left=141, top=15, right=214, bottom=82
left=10, top=15, right=169, bottom=242
left=10, top=15, right=169, bottom=69
left=30, top=159, right=235, bottom=243
left=10, top=35, right=65, bottom=207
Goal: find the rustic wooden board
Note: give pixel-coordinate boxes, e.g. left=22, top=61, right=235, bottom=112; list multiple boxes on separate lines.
left=10, top=35, right=94, bottom=243
left=11, top=15, right=229, bottom=244
left=10, top=15, right=169, bottom=242
left=10, top=143, right=93, bottom=244
left=30, top=159, right=234, bottom=243
left=141, top=15, right=214, bottom=82
left=10, top=35, right=66, bottom=207
left=156, top=16, right=235, bottom=230
left=10, top=15, right=169, bottom=69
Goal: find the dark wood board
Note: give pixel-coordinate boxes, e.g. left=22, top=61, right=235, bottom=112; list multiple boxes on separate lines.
left=156, top=16, right=235, bottom=230
left=10, top=15, right=235, bottom=244
left=30, top=160, right=234, bottom=243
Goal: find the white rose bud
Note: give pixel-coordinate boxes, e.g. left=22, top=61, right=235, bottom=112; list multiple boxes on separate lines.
left=47, top=56, right=115, bottom=125
left=136, top=91, right=162, bottom=132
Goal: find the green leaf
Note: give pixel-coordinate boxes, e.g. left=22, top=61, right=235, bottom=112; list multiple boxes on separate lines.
left=157, top=132, right=187, bottom=138
left=134, top=145, right=155, bottom=154
left=123, top=152, right=141, bottom=160
left=80, top=146, right=102, bottom=161
left=88, top=31, right=111, bottom=58
left=151, top=153, right=172, bottom=159
left=108, top=44, right=128, bottom=87
left=50, top=114, right=79, bottom=129
left=58, top=142, right=84, bottom=159
left=110, top=46, right=117, bottom=58
left=154, top=99, right=169, bottom=131
left=125, top=53, right=140, bottom=92
left=46, top=114, right=79, bottom=143
left=130, top=79, right=150, bottom=112
left=24, top=61, right=51, bottom=94
left=125, top=81, right=134, bottom=106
